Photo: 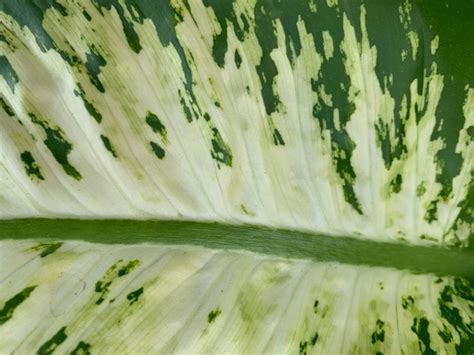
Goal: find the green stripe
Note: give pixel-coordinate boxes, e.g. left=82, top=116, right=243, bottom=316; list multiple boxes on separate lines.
left=1, top=219, right=472, bottom=279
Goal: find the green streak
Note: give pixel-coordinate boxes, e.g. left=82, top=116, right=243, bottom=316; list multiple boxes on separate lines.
left=411, top=318, right=435, bottom=355
left=234, top=49, right=242, bottom=68
left=211, top=128, right=232, bottom=167
left=272, top=128, right=285, bottom=146
left=70, top=341, right=91, bottom=355
left=28, top=113, right=81, bottom=180
left=100, top=135, right=118, bottom=158
left=85, top=45, right=106, bottom=93
left=30, top=242, right=63, bottom=257
left=0, top=96, right=15, bottom=116
left=20, top=151, right=44, bottom=181
left=150, top=141, right=165, bottom=159
left=207, top=307, right=221, bottom=323
left=74, top=84, right=103, bottom=124
left=371, top=319, right=385, bottom=344
left=145, top=112, right=167, bottom=142
left=117, top=259, right=140, bottom=276
left=1, top=219, right=473, bottom=279
left=0, top=56, right=18, bottom=92
left=37, top=326, right=67, bottom=355
left=127, top=287, right=144, bottom=305
left=0, top=285, right=37, bottom=326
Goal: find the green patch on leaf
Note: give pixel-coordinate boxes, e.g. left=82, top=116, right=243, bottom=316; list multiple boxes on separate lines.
left=82, top=10, right=92, bottom=21
left=273, top=128, right=285, bottom=146
left=85, top=45, right=107, bottom=93
left=145, top=112, right=167, bottom=142
left=100, top=135, right=118, bottom=158
left=0, top=285, right=37, bottom=326
left=207, top=307, right=221, bottom=323
left=36, top=326, right=67, bottom=355
left=179, top=91, right=193, bottom=123
left=424, top=200, right=438, bottom=223
left=118, top=259, right=140, bottom=277
left=20, top=151, right=44, bottom=181
left=150, top=141, right=165, bottom=159
left=299, top=340, right=308, bottom=355
left=211, top=128, right=232, bottom=167
left=127, top=287, right=144, bottom=305
left=438, top=284, right=474, bottom=353
left=0, top=96, right=15, bottom=116
left=30, top=242, right=63, bottom=257
left=234, top=49, right=242, bottom=68
left=95, top=259, right=140, bottom=305
left=411, top=317, right=435, bottom=355
left=313, top=299, right=319, bottom=313
left=73, top=84, right=103, bottom=123
left=401, top=295, right=414, bottom=310
left=0, top=55, right=19, bottom=92
left=70, top=341, right=91, bottom=355
left=371, top=319, right=385, bottom=343
left=390, top=174, right=402, bottom=193
left=29, top=113, right=81, bottom=180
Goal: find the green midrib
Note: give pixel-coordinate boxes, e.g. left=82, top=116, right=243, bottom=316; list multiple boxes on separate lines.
left=0, top=218, right=472, bottom=279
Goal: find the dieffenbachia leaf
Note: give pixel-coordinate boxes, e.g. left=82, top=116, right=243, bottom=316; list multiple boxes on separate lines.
left=0, top=0, right=472, bottom=353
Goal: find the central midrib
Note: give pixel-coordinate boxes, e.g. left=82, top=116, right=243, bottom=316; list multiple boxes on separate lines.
left=1, top=218, right=472, bottom=279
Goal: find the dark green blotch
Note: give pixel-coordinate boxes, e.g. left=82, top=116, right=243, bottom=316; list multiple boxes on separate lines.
left=145, top=112, right=167, bottom=141
left=127, top=287, right=144, bottom=305
left=202, top=1, right=250, bottom=67
left=391, top=174, right=402, bottom=193
left=70, top=341, right=91, bottom=355
left=0, top=285, right=37, bottom=326
left=94, top=0, right=203, bottom=122
left=299, top=340, right=308, bottom=355
left=82, top=10, right=92, bottom=21
left=313, top=299, right=319, bottom=313
left=424, top=200, right=438, bottom=223
left=179, top=92, right=194, bottom=123
left=0, top=0, right=73, bottom=62
left=211, top=128, right=232, bottom=167
left=21, top=151, right=45, bottom=181
left=150, top=141, right=165, bottom=160
left=371, top=319, right=385, bottom=344
left=207, top=307, right=221, bottom=323
left=0, top=96, right=15, bottom=116
left=100, top=135, right=118, bottom=158
left=117, top=260, right=140, bottom=277
left=273, top=128, right=285, bottom=146
left=85, top=45, right=107, bottom=93
left=234, top=49, right=242, bottom=68
left=411, top=317, right=435, bottom=355
left=0, top=33, right=7, bottom=44
left=51, top=1, right=67, bottom=16
left=0, top=56, right=19, bottom=92
left=33, top=242, right=63, bottom=257
left=29, top=113, right=81, bottom=180
left=95, top=280, right=111, bottom=305
left=438, top=327, right=452, bottom=343
left=74, top=85, right=103, bottom=124
left=453, top=278, right=473, bottom=301
left=36, top=326, right=67, bottom=355
left=453, top=179, right=473, bottom=249
left=402, top=295, right=414, bottom=309
left=375, top=119, right=407, bottom=169
left=438, top=284, right=474, bottom=354
left=311, top=332, right=319, bottom=345
left=93, top=0, right=143, bottom=53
